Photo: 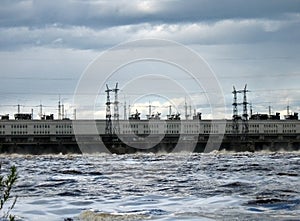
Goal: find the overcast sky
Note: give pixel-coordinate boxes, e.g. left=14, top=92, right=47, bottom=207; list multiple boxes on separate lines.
left=0, top=0, right=300, bottom=119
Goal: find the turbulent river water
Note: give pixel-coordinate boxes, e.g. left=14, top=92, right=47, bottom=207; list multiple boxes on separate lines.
left=0, top=151, right=299, bottom=221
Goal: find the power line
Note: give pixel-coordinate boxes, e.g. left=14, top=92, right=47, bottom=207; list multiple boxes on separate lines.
left=1, top=71, right=299, bottom=81
left=1, top=87, right=300, bottom=95
left=1, top=76, right=77, bottom=81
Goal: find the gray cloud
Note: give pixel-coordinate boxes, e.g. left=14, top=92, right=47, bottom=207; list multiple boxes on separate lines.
left=0, top=1, right=299, bottom=51
left=1, top=16, right=300, bottom=50
left=0, top=0, right=299, bottom=50
left=1, top=0, right=299, bottom=28
left=0, top=0, right=300, bottom=118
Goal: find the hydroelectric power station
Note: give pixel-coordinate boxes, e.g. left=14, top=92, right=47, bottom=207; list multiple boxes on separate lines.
left=0, top=84, right=299, bottom=154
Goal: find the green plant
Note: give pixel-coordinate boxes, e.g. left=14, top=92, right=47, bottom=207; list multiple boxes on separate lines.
left=0, top=165, right=18, bottom=221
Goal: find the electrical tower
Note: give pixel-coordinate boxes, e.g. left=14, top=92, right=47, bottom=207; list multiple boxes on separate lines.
left=147, top=102, right=152, bottom=119
left=105, top=84, right=113, bottom=135
left=232, top=86, right=239, bottom=134
left=73, top=108, right=76, bottom=120
left=112, top=83, right=120, bottom=134
left=241, top=84, right=249, bottom=137
left=184, top=99, right=190, bottom=120
left=62, top=104, right=65, bottom=119
left=232, top=84, right=249, bottom=138
left=124, top=101, right=127, bottom=120
left=58, top=97, right=61, bottom=120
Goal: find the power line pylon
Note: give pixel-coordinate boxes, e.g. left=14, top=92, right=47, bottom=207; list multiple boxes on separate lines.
left=112, top=83, right=120, bottom=134
left=241, top=84, right=249, bottom=137
left=105, top=84, right=113, bottom=135
left=232, top=86, right=239, bottom=134
left=232, top=84, right=250, bottom=140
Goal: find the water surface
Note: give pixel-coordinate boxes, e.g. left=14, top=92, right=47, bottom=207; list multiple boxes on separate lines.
left=1, top=151, right=299, bottom=220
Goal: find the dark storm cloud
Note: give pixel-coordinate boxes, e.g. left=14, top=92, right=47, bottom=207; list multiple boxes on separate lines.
left=0, top=0, right=299, bottom=28
left=1, top=16, right=300, bottom=50
left=0, top=0, right=299, bottom=51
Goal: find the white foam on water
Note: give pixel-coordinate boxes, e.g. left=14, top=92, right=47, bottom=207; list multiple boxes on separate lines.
left=79, top=210, right=148, bottom=221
